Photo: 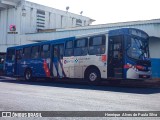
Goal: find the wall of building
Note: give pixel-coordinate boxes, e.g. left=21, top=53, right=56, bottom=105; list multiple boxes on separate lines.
left=0, top=0, right=93, bottom=53
left=0, top=7, right=22, bottom=52
left=149, top=37, right=160, bottom=58
left=21, top=1, right=93, bottom=34
left=149, top=37, right=160, bottom=78
left=21, top=22, right=160, bottom=42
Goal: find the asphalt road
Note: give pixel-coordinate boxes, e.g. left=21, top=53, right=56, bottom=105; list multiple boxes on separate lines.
left=0, top=78, right=160, bottom=120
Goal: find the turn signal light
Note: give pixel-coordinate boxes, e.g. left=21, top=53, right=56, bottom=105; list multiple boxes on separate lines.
left=135, top=65, right=145, bottom=70
left=124, top=64, right=132, bottom=69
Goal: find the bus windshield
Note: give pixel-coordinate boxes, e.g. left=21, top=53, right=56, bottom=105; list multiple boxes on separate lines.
left=127, top=37, right=149, bottom=60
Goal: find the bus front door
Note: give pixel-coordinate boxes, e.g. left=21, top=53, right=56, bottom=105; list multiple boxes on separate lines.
left=52, top=44, right=66, bottom=78
left=107, top=36, right=124, bottom=79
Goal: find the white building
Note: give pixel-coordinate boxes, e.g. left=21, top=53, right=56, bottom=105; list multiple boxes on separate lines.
left=0, top=0, right=94, bottom=53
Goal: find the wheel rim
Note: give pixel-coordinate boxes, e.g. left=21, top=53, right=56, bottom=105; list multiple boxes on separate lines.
left=89, top=72, right=97, bottom=81
left=26, top=71, right=31, bottom=80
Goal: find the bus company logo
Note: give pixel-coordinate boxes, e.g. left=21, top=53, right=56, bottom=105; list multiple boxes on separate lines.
left=64, top=60, right=69, bottom=64
left=75, top=59, right=78, bottom=63
left=9, top=25, right=16, bottom=31
left=23, top=61, right=26, bottom=65
left=7, top=63, right=12, bottom=66
left=2, top=112, right=12, bottom=117
left=64, top=60, right=67, bottom=64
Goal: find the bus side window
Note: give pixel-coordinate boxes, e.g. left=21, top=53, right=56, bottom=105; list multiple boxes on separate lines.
left=65, top=41, right=73, bottom=57
left=23, top=47, right=31, bottom=59
left=7, top=49, right=15, bottom=61
left=16, top=49, right=23, bottom=60
left=89, top=35, right=106, bottom=55
left=74, top=38, right=88, bottom=56
left=41, top=44, right=50, bottom=58
left=31, top=46, right=39, bottom=59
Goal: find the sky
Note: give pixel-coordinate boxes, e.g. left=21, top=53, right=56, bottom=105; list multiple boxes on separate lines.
left=27, top=0, right=160, bottom=25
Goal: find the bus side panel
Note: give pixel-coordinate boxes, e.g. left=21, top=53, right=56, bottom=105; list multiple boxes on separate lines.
left=5, top=60, right=15, bottom=76
left=41, top=58, right=51, bottom=77
left=63, top=34, right=108, bottom=79
left=151, top=58, right=160, bottom=79
left=19, top=59, right=31, bottom=77
left=15, top=59, right=22, bottom=76
left=63, top=55, right=108, bottom=79
left=19, top=59, right=50, bottom=78
left=29, top=58, right=44, bottom=77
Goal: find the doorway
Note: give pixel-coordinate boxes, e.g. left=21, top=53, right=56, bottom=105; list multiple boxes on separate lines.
left=52, top=44, right=66, bottom=78
left=107, top=36, right=124, bottom=79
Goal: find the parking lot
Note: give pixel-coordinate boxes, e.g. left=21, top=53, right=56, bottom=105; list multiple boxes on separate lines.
left=0, top=77, right=160, bottom=112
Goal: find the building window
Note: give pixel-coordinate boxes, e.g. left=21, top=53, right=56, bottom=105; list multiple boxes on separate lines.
left=84, top=20, right=86, bottom=26
left=72, top=18, right=75, bottom=26
left=76, top=19, right=82, bottom=26
left=61, top=15, right=63, bottom=28
left=37, top=10, right=45, bottom=31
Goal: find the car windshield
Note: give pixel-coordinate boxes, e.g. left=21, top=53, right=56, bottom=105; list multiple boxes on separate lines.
left=127, top=37, right=149, bottom=60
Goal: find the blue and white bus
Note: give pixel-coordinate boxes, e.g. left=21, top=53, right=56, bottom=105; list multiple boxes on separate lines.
left=5, top=28, right=151, bottom=84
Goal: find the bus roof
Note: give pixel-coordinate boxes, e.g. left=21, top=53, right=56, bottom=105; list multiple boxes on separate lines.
left=7, top=37, right=75, bottom=50
left=75, top=28, right=149, bottom=38
left=7, top=28, right=149, bottom=50
left=75, top=30, right=109, bottom=38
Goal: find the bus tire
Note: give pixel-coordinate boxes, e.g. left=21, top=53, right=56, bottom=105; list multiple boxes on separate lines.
left=24, top=69, right=32, bottom=81
left=85, top=68, right=101, bottom=85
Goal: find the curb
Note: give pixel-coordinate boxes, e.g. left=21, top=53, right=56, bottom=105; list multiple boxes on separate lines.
left=0, top=76, right=15, bottom=80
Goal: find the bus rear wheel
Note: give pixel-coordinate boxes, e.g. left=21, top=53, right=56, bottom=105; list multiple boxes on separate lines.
left=85, top=68, right=101, bottom=85
left=24, top=69, right=32, bottom=81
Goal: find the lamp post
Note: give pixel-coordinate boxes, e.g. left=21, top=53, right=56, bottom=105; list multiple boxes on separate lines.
left=80, top=11, right=83, bottom=15
left=66, top=6, right=69, bottom=12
